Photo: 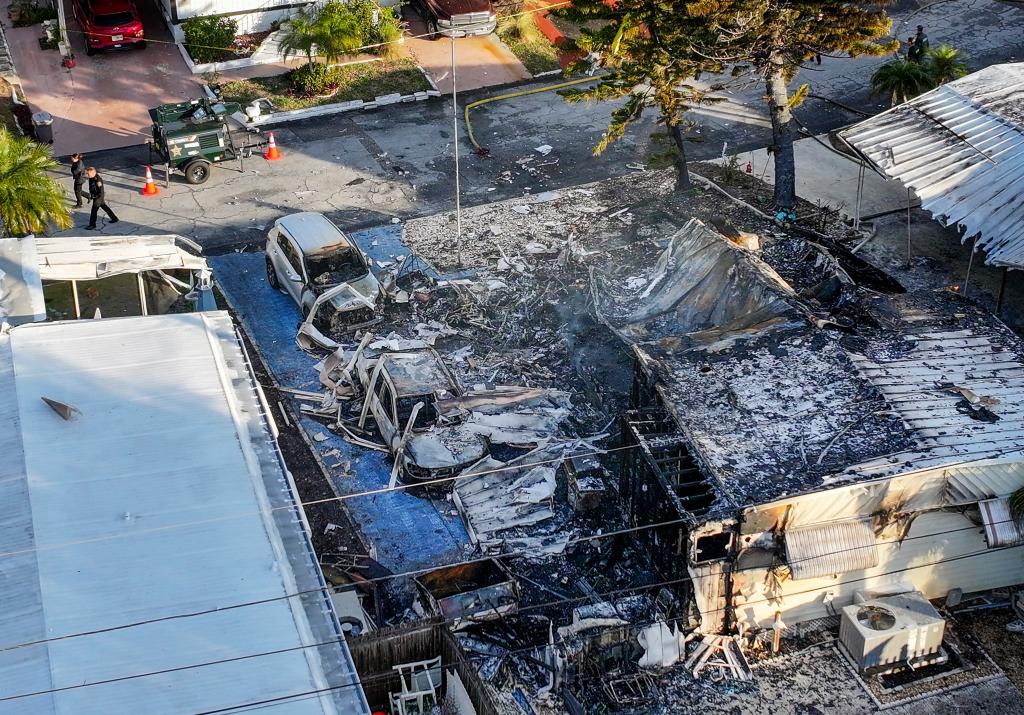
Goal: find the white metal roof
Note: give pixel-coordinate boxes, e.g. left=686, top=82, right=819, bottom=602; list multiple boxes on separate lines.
left=844, top=313, right=1024, bottom=481
left=840, top=62, right=1024, bottom=268
left=0, top=312, right=368, bottom=714
left=0, top=235, right=211, bottom=327
left=275, top=213, right=354, bottom=256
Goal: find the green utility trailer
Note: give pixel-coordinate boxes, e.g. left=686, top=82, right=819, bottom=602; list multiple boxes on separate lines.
left=148, top=98, right=263, bottom=185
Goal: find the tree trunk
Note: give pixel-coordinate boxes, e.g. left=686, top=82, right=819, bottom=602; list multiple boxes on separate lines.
left=766, top=55, right=796, bottom=211
left=669, top=122, right=691, bottom=191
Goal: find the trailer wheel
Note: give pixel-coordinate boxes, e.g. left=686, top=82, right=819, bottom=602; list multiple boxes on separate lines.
left=183, top=159, right=212, bottom=185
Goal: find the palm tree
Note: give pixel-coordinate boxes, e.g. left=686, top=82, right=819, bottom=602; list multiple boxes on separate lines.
left=870, top=60, right=935, bottom=106
left=312, top=2, right=362, bottom=65
left=0, top=130, right=71, bottom=237
left=278, top=7, right=319, bottom=66
left=926, top=45, right=968, bottom=85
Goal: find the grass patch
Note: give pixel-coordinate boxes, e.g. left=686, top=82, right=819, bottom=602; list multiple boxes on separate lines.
left=218, top=58, right=430, bottom=111
left=498, top=33, right=561, bottom=76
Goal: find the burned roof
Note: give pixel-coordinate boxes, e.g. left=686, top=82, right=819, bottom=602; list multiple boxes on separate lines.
left=839, top=62, right=1024, bottom=268
left=382, top=348, right=459, bottom=397
left=639, top=290, right=1024, bottom=512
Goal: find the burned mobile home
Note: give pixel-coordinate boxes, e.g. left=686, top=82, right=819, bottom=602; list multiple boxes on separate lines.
left=609, top=219, right=1024, bottom=635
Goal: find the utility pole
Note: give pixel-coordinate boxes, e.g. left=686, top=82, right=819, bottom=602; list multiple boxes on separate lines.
left=451, top=35, right=463, bottom=267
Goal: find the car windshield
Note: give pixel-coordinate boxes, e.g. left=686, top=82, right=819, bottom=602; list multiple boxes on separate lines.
left=93, top=11, right=135, bottom=26
left=307, top=247, right=368, bottom=287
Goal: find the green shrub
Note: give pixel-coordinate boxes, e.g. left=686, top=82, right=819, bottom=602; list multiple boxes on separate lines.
left=289, top=63, right=338, bottom=96
left=182, top=16, right=239, bottom=64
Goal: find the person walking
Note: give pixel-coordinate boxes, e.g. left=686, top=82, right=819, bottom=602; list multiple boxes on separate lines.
left=906, top=36, right=920, bottom=63
left=85, top=167, right=119, bottom=230
left=70, top=153, right=86, bottom=208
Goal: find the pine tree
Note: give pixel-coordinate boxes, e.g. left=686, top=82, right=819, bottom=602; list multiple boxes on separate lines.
left=559, top=1, right=897, bottom=209
left=557, top=0, right=726, bottom=190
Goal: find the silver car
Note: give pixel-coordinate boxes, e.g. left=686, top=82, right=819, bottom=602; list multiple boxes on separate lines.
left=265, top=212, right=381, bottom=333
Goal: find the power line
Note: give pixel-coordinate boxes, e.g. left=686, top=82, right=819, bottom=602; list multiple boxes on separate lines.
left=1, top=511, right=1011, bottom=656
left=3, top=537, right=1017, bottom=708
left=195, top=541, right=1024, bottom=714
left=0, top=442, right=637, bottom=563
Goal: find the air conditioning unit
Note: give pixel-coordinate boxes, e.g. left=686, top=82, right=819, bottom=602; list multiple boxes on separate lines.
left=839, top=591, right=945, bottom=672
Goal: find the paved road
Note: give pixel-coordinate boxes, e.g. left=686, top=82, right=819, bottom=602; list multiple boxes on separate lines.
left=51, top=0, right=1024, bottom=252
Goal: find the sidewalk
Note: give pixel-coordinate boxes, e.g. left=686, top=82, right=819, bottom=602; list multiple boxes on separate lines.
left=403, top=13, right=529, bottom=94
left=3, top=0, right=200, bottom=155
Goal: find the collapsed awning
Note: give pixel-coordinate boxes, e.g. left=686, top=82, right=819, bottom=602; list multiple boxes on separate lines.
left=980, top=497, right=1023, bottom=548
left=839, top=62, right=1024, bottom=269
left=784, top=518, right=878, bottom=580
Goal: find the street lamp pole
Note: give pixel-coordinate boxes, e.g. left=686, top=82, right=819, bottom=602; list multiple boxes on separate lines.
left=451, top=35, right=463, bottom=266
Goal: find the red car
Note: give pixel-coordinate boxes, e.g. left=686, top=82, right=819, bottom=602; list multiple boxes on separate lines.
left=73, top=0, right=146, bottom=55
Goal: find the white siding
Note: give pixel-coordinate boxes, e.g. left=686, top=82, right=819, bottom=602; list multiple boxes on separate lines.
left=730, top=511, right=1024, bottom=628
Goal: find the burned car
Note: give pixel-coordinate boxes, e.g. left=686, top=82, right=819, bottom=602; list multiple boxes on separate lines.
left=266, top=212, right=381, bottom=335
left=316, top=337, right=571, bottom=483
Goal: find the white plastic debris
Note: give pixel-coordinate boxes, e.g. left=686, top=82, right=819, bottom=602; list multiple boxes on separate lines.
left=534, top=144, right=553, bottom=156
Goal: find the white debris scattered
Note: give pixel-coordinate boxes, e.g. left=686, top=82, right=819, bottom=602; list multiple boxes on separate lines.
left=534, top=144, right=553, bottom=156
left=313, top=432, right=328, bottom=442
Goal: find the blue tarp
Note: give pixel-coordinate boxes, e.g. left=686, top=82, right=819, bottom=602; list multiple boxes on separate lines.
left=210, top=225, right=468, bottom=572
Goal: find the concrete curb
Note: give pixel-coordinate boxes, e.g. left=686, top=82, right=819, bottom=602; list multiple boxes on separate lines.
left=210, top=83, right=437, bottom=127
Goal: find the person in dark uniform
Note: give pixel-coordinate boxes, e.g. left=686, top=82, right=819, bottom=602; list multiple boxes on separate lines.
left=70, top=153, right=85, bottom=208
left=85, top=167, right=119, bottom=230
left=915, top=25, right=930, bottom=55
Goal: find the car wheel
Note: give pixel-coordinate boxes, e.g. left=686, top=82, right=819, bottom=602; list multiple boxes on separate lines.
left=136, top=40, right=147, bottom=49
left=429, top=20, right=440, bottom=39
left=86, top=46, right=96, bottom=56
left=265, top=257, right=282, bottom=291
left=184, top=160, right=211, bottom=185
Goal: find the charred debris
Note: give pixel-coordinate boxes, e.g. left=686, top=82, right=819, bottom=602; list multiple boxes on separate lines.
left=285, top=170, right=1022, bottom=714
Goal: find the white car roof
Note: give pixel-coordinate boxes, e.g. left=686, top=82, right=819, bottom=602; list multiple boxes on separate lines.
left=275, top=212, right=354, bottom=257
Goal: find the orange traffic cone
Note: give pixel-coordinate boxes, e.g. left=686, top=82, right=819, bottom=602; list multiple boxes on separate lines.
left=264, top=132, right=282, bottom=161
left=141, top=166, right=159, bottom=196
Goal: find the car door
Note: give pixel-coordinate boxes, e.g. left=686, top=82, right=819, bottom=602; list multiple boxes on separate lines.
left=275, top=230, right=306, bottom=305
left=370, top=372, right=399, bottom=448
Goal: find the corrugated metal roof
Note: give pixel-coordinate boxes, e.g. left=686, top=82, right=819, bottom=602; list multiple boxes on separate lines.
left=840, top=62, right=1024, bottom=268
left=784, top=518, right=878, bottom=580
left=0, top=313, right=368, bottom=714
left=31, top=234, right=209, bottom=280
left=845, top=318, right=1024, bottom=480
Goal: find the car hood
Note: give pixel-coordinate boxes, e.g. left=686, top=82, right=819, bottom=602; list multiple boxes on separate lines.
left=327, top=272, right=380, bottom=311
left=405, top=426, right=487, bottom=471
left=428, top=0, right=492, bottom=18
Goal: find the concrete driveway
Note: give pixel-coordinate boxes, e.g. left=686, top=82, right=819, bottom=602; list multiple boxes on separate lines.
left=4, top=0, right=201, bottom=155
left=403, top=11, right=529, bottom=94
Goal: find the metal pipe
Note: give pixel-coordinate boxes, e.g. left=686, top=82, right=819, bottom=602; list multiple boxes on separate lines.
left=997, top=267, right=1008, bottom=315
left=905, top=188, right=912, bottom=269
left=854, top=162, right=865, bottom=231
left=71, top=279, right=80, bottom=319
left=138, top=273, right=148, bottom=316
left=963, top=234, right=978, bottom=298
